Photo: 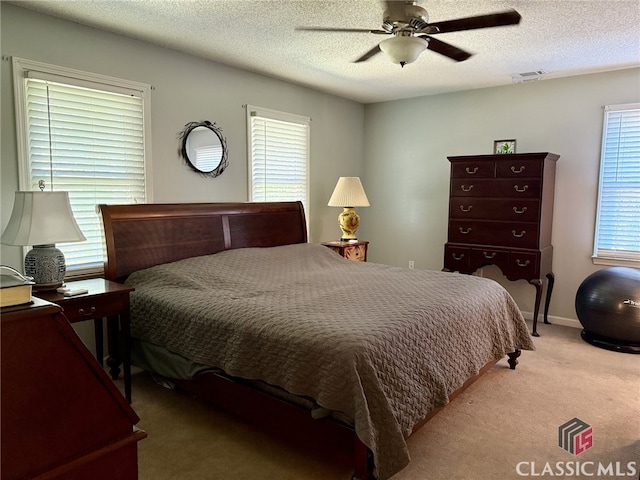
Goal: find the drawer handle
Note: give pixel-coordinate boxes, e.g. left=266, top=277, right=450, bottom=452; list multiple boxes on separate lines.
left=516, top=259, right=531, bottom=267
left=512, top=230, right=526, bottom=238
left=459, top=205, right=473, bottom=212
left=461, top=185, right=474, bottom=192
left=511, top=165, right=526, bottom=174
left=513, top=206, right=528, bottom=214
left=452, top=253, right=465, bottom=261
left=514, top=185, right=529, bottom=193
left=78, top=306, right=96, bottom=316
left=465, top=167, right=479, bottom=174
left=483, top=251, right=496, bottom=259
left=459, top=227, right=472, bottom=234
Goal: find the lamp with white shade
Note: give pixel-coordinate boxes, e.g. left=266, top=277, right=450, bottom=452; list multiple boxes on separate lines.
left=1, top=189, right=86, bottom=291
left=327, top=177, right=370, bottom=241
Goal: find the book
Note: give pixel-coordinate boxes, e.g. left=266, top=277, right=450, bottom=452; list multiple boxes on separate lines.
left=0, top=266, right=35, bottom=308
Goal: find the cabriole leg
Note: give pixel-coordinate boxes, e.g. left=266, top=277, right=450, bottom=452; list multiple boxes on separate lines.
left=529, top=278, right=543, bottom=337
left=544, top=272, right=555, bottom=324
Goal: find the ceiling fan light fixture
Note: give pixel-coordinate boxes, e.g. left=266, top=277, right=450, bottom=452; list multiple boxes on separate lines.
left=380, top=35, right=428, bottom=67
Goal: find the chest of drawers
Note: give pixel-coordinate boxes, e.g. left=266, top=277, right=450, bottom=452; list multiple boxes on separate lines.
left=443, top=152, right=559, bottom=336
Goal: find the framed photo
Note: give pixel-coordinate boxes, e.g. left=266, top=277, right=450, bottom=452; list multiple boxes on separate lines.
left=494, top=139, right=516, bottom=154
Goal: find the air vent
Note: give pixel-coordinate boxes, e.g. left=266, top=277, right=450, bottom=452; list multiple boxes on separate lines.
left=512, top=70, right=548, bottom=83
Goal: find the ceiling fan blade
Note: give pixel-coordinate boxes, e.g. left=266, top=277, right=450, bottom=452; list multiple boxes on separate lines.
left=354, top=44, right=382, bottom=63
left=295, top=27, right=388, bottom=34
left=423, top=36, right=472, bottom=62
left=425, top=9, right=521, bottom=34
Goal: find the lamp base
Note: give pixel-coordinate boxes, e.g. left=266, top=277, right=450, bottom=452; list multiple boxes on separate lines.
left=31, top=281, right=64, bottom=292
left=24, top=244, right=66, bottom=291
left=338, top=207, right=360, bottom=241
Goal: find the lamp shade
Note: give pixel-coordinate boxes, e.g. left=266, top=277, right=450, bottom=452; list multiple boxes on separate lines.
left=379, top=36, right=428, bottom=65
left=1, top=191, right=86, bottom=246
left=327, top=177, right=370, bottom=208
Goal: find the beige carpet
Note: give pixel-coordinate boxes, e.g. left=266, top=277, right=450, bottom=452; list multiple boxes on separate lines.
left=125, top=322, right=639, bottom=480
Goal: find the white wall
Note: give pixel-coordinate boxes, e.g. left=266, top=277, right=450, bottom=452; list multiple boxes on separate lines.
left=362, top=68, right=640, bottom=325
left=1, top=3, right=365, bottom=268
left=1, top=3, right=364, bottom=351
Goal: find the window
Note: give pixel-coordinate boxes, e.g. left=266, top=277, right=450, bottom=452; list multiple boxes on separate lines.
left=246, top=105, right=310, bottom=215
left=593, top=103, right=640, bottom=265
left=12, top=57, right=152, bottom=277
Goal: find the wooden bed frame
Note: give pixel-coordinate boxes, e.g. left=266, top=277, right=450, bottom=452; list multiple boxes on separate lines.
left=99, top=201, right=521, bottom=480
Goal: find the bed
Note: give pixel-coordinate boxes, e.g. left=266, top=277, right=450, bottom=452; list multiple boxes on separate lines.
left=99, top=201, right=534, bottom=480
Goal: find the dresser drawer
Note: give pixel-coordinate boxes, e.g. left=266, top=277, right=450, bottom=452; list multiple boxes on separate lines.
left=467, top=249, right=540, bottom=280
left=449, top=220, right=540, bottom=249
left=505, top=251, right=541, bottom=279
left=451, top=178, right=541, bottom=198
left=449, top=197, right=540, bottom=222
left=470, top=247, right=510, bottom=266
left=443, top=244, right=471, bottom=271
left=448, top=245, right=542, bottom=280
left=451, top=161, right=495, bottom=178
left=495, top=159, right=543, bottom=178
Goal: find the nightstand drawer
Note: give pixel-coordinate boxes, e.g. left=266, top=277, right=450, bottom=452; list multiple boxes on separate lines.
left=343, top=243, right=366, bottom=261
left=322, top=241, right=369, bottom=262
left=58, top=294, right=128, bottom=323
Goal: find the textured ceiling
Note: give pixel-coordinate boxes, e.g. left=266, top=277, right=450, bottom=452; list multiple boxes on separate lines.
left=9, top=0, right=640, bottom=103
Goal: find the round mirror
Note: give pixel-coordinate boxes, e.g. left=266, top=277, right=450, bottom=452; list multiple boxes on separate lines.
left=179, top=121, right=228, bottom=177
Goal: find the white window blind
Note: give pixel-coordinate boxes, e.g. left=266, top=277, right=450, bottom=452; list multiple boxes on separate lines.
left=593, top=103, right=640, bottom=265
left=247, top=105, right=310, bottom=215
left=13, top=58, right=151, bottom=276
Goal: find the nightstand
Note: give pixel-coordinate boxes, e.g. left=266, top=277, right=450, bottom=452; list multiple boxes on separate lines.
left=322, top=241, right=369, bottom=262
left=36, top=278, right=134, bottom=403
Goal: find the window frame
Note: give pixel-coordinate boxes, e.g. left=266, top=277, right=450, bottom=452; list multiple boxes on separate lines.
left=12, top=57, right=153, bottom=278
left=592, top=102, right=640, bottom=267
left=246, top=104, right=310, bottom=218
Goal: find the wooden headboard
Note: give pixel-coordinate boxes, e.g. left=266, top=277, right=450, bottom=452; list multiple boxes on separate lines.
left=99, top=201, right=307, bottom=283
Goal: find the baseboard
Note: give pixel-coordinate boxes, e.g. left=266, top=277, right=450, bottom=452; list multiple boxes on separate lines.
left=521, top=311, right=582, bottom=329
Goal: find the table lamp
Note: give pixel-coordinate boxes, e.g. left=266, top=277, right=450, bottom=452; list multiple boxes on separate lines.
left=1, top=190, right=86, bottom=291
left=327, top=176, right=370, bottom=241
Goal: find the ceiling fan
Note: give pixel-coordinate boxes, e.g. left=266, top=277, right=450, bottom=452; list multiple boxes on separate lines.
left=296, top=1, right=521, bottom=67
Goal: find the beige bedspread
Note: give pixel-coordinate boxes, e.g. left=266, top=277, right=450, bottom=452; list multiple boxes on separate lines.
left=126, top=243, right=534, bottom=479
